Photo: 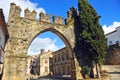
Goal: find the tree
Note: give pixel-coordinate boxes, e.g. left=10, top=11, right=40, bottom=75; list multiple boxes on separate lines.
left=78, top=0, right=107, bottom=78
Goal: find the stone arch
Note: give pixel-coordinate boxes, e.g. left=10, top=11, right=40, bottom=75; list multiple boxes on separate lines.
left=27, top=27, right=75, bottom=77
left=28, top=28, right=72, bottom=54
left=2, top=3, right=83, bottom=80
left=3, top=20, right=77, bottom=80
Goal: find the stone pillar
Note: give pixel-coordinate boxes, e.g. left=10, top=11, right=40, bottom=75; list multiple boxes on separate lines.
left=2, top=57, right=27, bottom=80
left=2, top=57, right=18, bottom=80
left=2, top=58, right=10, bottom=80
left=16, top=57, right=27, bottom=80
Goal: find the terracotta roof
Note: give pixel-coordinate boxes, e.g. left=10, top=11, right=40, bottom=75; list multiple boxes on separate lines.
left=0, top=9, right=9, bottom=39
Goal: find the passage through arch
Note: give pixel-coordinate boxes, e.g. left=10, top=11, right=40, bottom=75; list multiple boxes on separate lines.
left=26, top=29, right=75, bottom=79
left=3, top=3, right=83, bottom=80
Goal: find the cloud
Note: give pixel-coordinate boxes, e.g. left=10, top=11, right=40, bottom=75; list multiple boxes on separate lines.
left=27, top=37, right=59, bottom=55
left=0, top=0, right=45, bottom=22
left=102, top=21, right=120, bottom=34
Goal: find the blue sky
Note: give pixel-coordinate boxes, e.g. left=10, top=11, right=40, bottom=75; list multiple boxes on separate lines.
left=37, top=31, right=65, bottom=49
left=0, top=0, right=120, bottom=55
left=28, top=0, right=120, bottom=26
left=89, top=0, right=120, bottom=26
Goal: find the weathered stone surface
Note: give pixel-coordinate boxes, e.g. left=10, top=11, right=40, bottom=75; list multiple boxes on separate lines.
left=2, top=3, right=82, bottom=80
left=106, top=44, right=120, bottom=65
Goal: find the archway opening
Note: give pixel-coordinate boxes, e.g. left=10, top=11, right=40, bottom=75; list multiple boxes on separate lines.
left=28, top=31, right=65, bottom=56
left=26, top=30, right=74, bottom=79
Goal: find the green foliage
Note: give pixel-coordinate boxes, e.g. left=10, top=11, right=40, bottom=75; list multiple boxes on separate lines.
left=78, top=0, right=107, bottom=65
left=83, top=65, right=91, bottom=76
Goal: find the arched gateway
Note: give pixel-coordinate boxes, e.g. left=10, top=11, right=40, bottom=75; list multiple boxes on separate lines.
left=2, top=3, right=83, bottom=80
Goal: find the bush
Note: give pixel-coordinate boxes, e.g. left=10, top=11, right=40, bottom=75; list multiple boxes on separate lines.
left=83, top=65, right=91, bottom=76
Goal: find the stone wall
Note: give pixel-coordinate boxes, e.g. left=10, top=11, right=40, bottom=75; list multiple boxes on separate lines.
left=106, top=43, right=120, bottom=65
left=102, top=65, right=120, bottom=80
left=2, top=3, right=83, bottom=80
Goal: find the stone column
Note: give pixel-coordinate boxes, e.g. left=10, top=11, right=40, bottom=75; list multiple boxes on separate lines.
left=2, top=57, right=18, bottom=80
left=2, top=57, right=10, bottom=80
left=2, top=57, right=27, bottom=80
left=16, top=57, right=27, bottom=80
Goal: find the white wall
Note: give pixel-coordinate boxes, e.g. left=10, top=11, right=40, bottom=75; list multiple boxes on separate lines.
left=0, top=27, right=5, bottom=48
left=0, top=26, right=5, bottom=63
left=0, top=26, right=5, bottom=75
left=106, top=27, right=120, bottom=45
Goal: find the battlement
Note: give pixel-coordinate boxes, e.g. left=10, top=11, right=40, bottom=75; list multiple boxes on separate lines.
left=24, top=8, right=37, bottom=19
left=10, top=3, right=21, bottom=18
left=8, top=3, right=78, bottom=25
left=53, top=15, right=63, bottom=24
left=65, top=7, right=78, bottom=24
left=39, top=12, right=50, bottom=22
left=8, top=3, right=21, bottom=26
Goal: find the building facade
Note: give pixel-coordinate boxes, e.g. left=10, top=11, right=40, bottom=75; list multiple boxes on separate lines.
left=26, top=47, right=73, bottom=79
left=106, top=26, right=120, bottom=45
left=26, top=55, right=40, bottom=75
left=0, top=9, right=9, bottom=79
left=39, top=49, right=53, bottom=76
left=26, top=56, right=33, bottom=74
left=52, top=47, right=72, bottom=78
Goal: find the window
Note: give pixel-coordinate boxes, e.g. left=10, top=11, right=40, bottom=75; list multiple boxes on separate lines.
left=62, top=55, right=64, bottom=61
left=109, top=41, right=112, bottom=45
left=45, top=60, right=47, bottom=64
left=54, top=56, right=57, bottom=63
left=49, top=58, right=53, bottom=65
left=62, top=66, right=65, bottom=75
left=116, top=41, right=119, bottom=44
left=58, top=67, right=60, bottom=74
left=58, top=55, right=60, bottom=61
left=54, top=67, right=56, bottom=74
left=45, top=66, right=48, bottom=72
left=33, top=61, right=35, bottom=64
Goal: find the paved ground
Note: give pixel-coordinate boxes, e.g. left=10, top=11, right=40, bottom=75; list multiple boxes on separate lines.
left=38, top=77, right=61, bottom=80
left=26, top=75, right=61, bottom=80
left=102, top=65, right=120, bottom=80
left=26, top=65, right=120, bottom=80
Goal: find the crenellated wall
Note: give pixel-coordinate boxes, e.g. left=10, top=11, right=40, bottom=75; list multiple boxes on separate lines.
left=24, top=8, right=37, bottom=19
left=39, top=12, right=50, bottom=22
left=53, top=15, right=63, bottom=24
left=8, top=3, right=21, bottom=26
left=8, top=3, right=77, bottom=26
left=65, top=7, right=78, bottom=24
left=2, top=3, right=83, bottom=80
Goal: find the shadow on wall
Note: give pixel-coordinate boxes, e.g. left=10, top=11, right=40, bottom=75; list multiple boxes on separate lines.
left=69, top=7, right=85, bottom=78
